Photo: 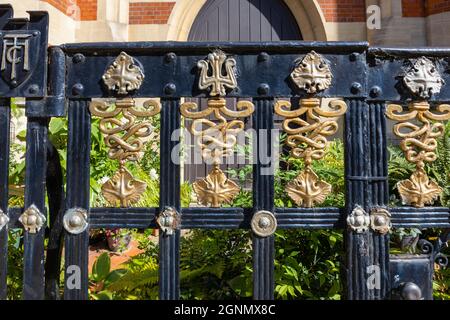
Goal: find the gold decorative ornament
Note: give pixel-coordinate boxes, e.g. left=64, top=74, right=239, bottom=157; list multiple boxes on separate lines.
left=370, top=207, right=391, bottom=235
left=347, top=206, right=370, bottom=233
left=90, top=98, right=161, bottom=207
left=181, top=97, right=254, bottom=207
left=103, top=52, right=145, bottom=95
left=403, top=57, right=444, bottom=99
left=197, top=50, right=237, bottom=96
left=275, top=98, right=347, bottom=207
left=386, top=101, right=450, bottom=207
left=290, top=51, right=333, bottom=94
left=19, top=204, right=46, bottom=234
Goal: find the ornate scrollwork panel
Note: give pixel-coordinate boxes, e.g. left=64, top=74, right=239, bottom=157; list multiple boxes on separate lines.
left=181, top=98, right=254, bottom=207
left=386, top=101, right=450, bottom=207
left=90, top=98, right=161, bottom=207
left=275, top=98, right=347, bottom=207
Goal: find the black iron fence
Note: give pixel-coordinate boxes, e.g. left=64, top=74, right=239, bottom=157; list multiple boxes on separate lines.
left=0, top=4, right=448, bottom=300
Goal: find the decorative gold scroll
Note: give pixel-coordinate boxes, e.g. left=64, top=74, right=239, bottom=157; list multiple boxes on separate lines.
left=275, top=98, right=347, bottom=207
left=181, top=98, right=254, bottom=207
left=90, top=98, right=161, bottom=207
left=386, top=101, right=450, bottom=207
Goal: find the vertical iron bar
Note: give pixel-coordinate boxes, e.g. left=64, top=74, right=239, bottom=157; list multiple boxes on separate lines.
left=159, top=98, right=181, bottom=300
left=64, top=99, right=91, bottom=300
left=23, top=116, right=48, bottom=300
left=0, top=98, right=10, bottom=300
left=252, top=98, right=275, bottom=300
left=344, top=99, right=389, bottom=300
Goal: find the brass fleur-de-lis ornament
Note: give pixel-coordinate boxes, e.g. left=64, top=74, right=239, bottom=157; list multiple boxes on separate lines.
left=197, top=50, right=237, bottom=96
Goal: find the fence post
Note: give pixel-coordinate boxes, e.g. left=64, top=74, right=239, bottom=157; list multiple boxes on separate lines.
left=252, top=97, right=275, bottom=300
left=344, top=98, right=390, bottom=299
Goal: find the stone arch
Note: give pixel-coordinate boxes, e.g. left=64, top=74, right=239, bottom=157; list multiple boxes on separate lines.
left=166, top=0, right=327, bottom=41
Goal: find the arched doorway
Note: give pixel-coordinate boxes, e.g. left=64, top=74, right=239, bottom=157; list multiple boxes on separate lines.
left=184, top=0, right=302, bottom=183
left=188, top=0, right=302, bottom=41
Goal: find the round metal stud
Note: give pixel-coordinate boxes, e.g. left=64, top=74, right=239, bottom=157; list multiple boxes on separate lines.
left=72, top=83, right=84, bottom=96
left=257, top=52, right=269, bottom=62
left=164, top=52, right=177, bottom=63
left=72, top=53, right=85, bottom=64
left=257, top=83, right=270, bottom=95
left=251, top=210, right=277, bottom=237
left=349, top=52, right=359, bottom=62
left=370, top=86, right=382, bottom=98
left=63, top=208, right=88, bottom=234
left=350, top=82, right=362, bottom=94
left=28, top=84, right=39, bottom=95
left=164, top=82, right=177, bottom=95
left=400, top=282, right=422, bottom=300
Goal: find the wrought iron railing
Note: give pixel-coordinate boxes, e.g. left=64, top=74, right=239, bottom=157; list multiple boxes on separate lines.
left=0, top=5, right=448, bottom=300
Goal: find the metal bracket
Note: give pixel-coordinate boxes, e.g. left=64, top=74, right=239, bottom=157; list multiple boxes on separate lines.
left=156, top=207, right=180, bottom=235
left=19, top=204, right=46, bottom=234
left=251, top=210, right=277, bottom=237
left=0, top=209, right=9, bottom=232
left=63, top=208, right=88, bottom=234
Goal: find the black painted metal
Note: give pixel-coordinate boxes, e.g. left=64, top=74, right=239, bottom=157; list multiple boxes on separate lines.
left=64, top=100, right=91, bottom=300
left=159, top=98, right=181, bottom=300
left=252, top=98, right=275, bottom=300
left=0, top=5, right=449, bottom=299
left=0, top=98, right=10, bottom=300
left=23, top=117, right=48, bottom=300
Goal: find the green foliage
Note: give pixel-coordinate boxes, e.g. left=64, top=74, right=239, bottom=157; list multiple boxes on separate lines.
left=6, top=229, right=23, bottom=300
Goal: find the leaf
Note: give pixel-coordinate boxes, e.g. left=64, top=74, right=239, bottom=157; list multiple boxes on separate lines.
left=91, top=252, right=111, bottom=282
left=91, top=290, right=113, bottom=300
left=104, top=269, right=128, bottom=288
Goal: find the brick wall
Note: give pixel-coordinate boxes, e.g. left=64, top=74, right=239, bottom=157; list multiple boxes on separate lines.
left=41, top=0, right=97, bottom=21
left=402, top=0, right=450, bottom=17
left=426, top=0, right=450, bottom=15
left=402, top=0, right=426, bottom=17
left=317, top=0, right=366, bottom=22
left=129, top=2, right=175, bottom=25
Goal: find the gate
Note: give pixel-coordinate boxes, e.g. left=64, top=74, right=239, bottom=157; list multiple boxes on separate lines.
left=0, top=5, right=449, bottom=300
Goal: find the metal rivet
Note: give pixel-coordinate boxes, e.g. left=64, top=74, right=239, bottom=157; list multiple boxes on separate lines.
left=72, top=53, right=85, bottom=64
left=72, top=83, right=84, bottom=96
left=351, top=82, right=362, bottom=94
left=164, top=83, right=177, bottom=95
left=349, top=52, right=359, bottom=62
left=11, top=80, right=17, bottom=87
left=370, top=86, right=382, bottom=98
left=257, top=52, right=269, bottom=62
left=164, top=52, right=177, bottom=63
left=28, top=85, right=39, bottom=95
left=251, top=210, right=277, bottom=237
left=258, top=83, right=270, bottom=95
left=63, top=208, right=88, bottom=235
left=33, top=31, right=40, bottom=37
